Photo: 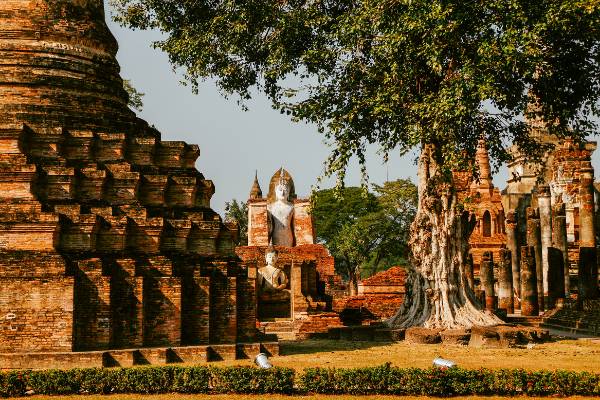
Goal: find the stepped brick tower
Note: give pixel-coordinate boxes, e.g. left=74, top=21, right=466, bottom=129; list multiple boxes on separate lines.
left=0, top=0, right=261, bottom=366
left=456, top=140, right=506, bottom=273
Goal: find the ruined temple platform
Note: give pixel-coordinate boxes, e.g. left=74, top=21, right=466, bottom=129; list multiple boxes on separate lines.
left=0, top=342, right=279, bottom=370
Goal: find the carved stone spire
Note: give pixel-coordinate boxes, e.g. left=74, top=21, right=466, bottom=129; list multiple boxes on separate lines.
left=249, top=170, right=263, bottom=199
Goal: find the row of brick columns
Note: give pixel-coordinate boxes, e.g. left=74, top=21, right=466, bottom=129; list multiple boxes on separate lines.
left=474, top=174, right=599, bottom=315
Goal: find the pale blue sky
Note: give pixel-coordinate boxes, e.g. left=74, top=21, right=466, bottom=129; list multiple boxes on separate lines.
left=103, top=2, right=598, bottom=215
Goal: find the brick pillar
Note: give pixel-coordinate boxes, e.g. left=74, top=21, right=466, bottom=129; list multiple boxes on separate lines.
left=537, top=185, right=552, bottom=309
left=110, top=260, right=144, bottom=349
left=143, top=276, right=182, bottom=347
left=464, top=253, right=475, bottom=292
left=526, top=207, right=544, bottom=310
left=547, top=247, right=565, bottom=309
left=552, top=203, right=570, bottom=297
left=73, top=259, right=111, bottom=351
left=498, top=248, right=514, bottom=313
left=579, top=247, right=598, bottom=304
left=181, top=271, right=210, bottom=345
left=480, top=251, right=495, bottom=311
left=505, top=210, right=521, bottom=305
left=520, top=246, right=539, bottom=316
left=209, top=265, right=237, bottom=344
left=236, top=268, right=257, bottom=343
left=579, top=163, right=599, bottom=300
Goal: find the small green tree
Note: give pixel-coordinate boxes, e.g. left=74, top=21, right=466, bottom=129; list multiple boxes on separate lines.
left=313, top=180, right=417, bottom=295
left=123, top=79, right=144, bottom=112
left=224, top=199, right=248, bottom=246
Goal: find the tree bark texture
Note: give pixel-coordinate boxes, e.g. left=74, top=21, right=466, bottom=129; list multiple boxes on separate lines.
left=388, top=146, right=501, bottom=329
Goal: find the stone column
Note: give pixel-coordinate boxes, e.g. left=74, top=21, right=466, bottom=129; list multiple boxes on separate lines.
left=498, top=248, right=514, bottom=313
left=537, top=185, right=552, bottom=308
left=526, top=207, right=544, bottom=310
left=505, top=210, right=520, bottom=305
left=464, top=253, right=475, bottom=292
left=579, top=247, right=597, bottom=304
left=552, top=203, right=570, bottom=297
left=520, top=245, right=539, bottom=316
left=547, top=247, right=565, bottom=309
left=579, top=162, right=599, bottom=300
left=480, top=251, right=495, bottom=311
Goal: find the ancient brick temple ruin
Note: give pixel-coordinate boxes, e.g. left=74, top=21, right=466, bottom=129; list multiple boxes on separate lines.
left=456, top=140, right=507, bottom=272
left=0, top=0, right=268, bottom=368
left=465, top=133, right=600, bottom=316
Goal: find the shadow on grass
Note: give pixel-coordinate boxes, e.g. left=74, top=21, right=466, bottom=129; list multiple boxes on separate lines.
left=280, top=339, right=396, bottom=357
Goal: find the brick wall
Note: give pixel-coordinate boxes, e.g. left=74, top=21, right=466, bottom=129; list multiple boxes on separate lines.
left=143, top=277, right=182, bottom=347
left=209, top=267, right=237, bottom=344
left=0, top=277, right=74, bottom=353
left=73, top=261, right=111, bottom=351
left=181, top=272, right=210, bottom=345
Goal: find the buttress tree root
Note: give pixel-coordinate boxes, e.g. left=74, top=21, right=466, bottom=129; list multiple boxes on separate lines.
left=388, top=145, right=501, bottom=329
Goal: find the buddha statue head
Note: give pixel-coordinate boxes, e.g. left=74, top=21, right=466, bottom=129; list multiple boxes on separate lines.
left=267, top=168, right=296, bottom=204
left=265, top=245, right=279, bottom=268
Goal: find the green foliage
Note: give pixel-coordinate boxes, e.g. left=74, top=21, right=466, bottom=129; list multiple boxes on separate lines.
left=0, top=371, right=26, bottom=398
left=1, top=364, right=600, bottom=397
left=224, top=199, right=248, bottom=246
left=0, top=366, right=292, bottom=397
left=299, top=365, right=600, bottom=397
left=312, top=179, right=417, bottom=290
left=210, top=366, right=295, bottom=394
left=123, top=79, right=145, bottom=112
left=110, top=0, right=600, bottom=183
left=170, top=366, right=211, bottom=394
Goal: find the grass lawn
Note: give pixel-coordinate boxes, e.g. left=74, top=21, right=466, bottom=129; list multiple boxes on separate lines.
left=214, top=337, right=600, bottom=372
left=14, top=337, right=600, bottom=399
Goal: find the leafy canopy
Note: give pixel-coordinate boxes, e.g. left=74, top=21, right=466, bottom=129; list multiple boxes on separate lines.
left=111, top=0, right=600, bottom=181
left=123, top=79, right=145, bottom=112
left=312, top=179, right=418, bottom=281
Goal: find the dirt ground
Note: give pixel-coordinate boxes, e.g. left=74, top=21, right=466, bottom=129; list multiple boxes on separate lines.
left=214, top=337, right=600, bottom=372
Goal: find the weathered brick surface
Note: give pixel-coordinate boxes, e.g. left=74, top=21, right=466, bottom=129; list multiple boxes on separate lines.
left=143, top=277, right=182, bottom=347
left=336, top=267, right=407, bottom=324
left=0, top=0, right=258, bottom=358
left=0, top=0, right=264, bottom=360
left=0, top=277, right=74, bottom=353
left=181, top=273, right=210, bottom=345
left=209, top=268, right=237, bottom=344
left=73, top=261, right=111, bottom=351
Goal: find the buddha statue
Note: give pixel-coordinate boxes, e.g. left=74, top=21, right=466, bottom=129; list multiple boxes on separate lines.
left=257, top=247, right=289, bottom=293
left=267, top=169, right=295, bottom=247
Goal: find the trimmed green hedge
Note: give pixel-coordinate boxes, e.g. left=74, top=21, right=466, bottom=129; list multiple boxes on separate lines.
left=1, top=364, right=599, bottom=397
left=0, top=366, right=294, bottom=396
left=299, top=364, right=600, bottom=396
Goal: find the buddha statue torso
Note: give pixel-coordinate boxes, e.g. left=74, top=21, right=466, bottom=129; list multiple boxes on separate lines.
left=258, top=249, right=289, bottom=293
left=267, top=175, right=295, bottom=247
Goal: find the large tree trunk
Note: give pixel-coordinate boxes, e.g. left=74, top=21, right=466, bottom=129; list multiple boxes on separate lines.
left=348, top=266, right=359, bottom=296
left=388, top=145, right=501, bottom=329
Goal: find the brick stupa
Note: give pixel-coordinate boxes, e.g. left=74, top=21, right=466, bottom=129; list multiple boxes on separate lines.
left=0, top=0, right=263, bottom=368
